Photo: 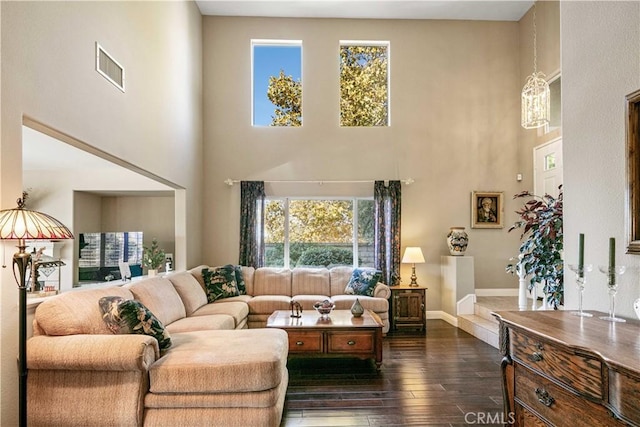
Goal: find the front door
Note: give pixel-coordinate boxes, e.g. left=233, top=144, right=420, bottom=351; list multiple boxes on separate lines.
left=534, top=138, right=563, bottom=198
left=532, top=138, right=563, bottom=306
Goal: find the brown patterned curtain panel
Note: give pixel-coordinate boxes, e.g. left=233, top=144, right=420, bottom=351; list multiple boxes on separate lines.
left=239, top=181, right=265, bottom=268
left=374, top=180, right=401, bottom=286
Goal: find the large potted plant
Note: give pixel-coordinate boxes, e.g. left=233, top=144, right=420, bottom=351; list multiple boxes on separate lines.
left=506, top=186, right=563, bottom=308
left=143, top=238, right=165, bottom=277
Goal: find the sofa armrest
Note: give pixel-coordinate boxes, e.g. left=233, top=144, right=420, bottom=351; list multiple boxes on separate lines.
left=28, top=334, right=158, bottom=371
left=373, top=282, right=391, bottom=299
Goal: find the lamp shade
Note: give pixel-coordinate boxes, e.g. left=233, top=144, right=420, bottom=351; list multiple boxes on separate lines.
left=0, top=199, right=73, bottom=241
left=402, top=247, right=425, bottom=264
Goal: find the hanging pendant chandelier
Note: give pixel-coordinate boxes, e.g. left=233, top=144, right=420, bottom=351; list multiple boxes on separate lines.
left=521, top=2, right=550, bottom=129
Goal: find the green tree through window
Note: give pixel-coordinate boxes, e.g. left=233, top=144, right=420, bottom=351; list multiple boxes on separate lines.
left=339, top=43, right=389, bottom=126
left=264, top=199, right=374, bottom=268
left=267, top=70, right=301, bottom=126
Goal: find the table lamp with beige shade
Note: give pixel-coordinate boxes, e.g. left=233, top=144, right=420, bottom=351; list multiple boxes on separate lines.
left=401, top=247, right=425, bottom=286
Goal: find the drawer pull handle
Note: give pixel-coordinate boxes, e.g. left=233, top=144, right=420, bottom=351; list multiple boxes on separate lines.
left=347, top=340, right=356, bottom=346
left=295, top=341, right=304, bottom=346
left=535, top=388, right=555, bottom=407
left=536, top=343, right=544, bottom=351
left=529, top=352, right=544, bottom=362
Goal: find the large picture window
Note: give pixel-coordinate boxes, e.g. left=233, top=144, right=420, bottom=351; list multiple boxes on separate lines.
left=264, top=198, right=374, bottom=268
left=339, top=41, right=390, bottom=127
left=252, top=40, right=302, bottom=127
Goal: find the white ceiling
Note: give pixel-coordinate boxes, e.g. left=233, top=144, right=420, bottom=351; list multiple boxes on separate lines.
left=195, top=1, right=534, bottom=22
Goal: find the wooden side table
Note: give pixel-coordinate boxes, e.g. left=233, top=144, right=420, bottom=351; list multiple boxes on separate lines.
left=391, top=284, right=427, bottom=332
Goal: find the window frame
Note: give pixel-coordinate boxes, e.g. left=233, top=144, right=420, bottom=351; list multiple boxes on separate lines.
left=264, top=196, right=374, bottom=269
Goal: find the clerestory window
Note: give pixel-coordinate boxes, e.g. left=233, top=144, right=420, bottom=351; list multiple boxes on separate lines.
left=252, top=40, right=302, bottom=127
left=339, top=41, right=390, bottom=127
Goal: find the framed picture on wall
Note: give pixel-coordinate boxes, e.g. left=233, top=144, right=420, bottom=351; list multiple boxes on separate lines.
left=625, top=88, right=640, bottom=254
left=471, top=191, right=504, bottom=229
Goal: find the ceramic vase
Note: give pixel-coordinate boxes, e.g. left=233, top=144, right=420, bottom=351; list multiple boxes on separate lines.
left=148, top=269, right=157, bottom=277
left=350, top=298, right=364, bottom=317
left=447, top=227, right=469, bottom=256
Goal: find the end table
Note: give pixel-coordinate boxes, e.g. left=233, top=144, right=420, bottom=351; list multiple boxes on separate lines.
left=391, top=284, right=427, bottom=332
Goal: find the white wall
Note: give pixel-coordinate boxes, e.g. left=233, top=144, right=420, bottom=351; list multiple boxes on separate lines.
left=0, top=2, right=202, bottom=424
left=202, top=17, right=525, bottom=308
left=562, top=1, right=640, bottom=319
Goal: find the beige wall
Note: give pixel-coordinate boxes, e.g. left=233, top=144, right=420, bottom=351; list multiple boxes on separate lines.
left=517, top=1, right=561, bottom=192
left=202, top=16, right=524, bottom=305
left=562, top=1, right=640, bottom=318
left=101, top=194, right=176, bottom=263
left=0, top=1, right=202, bottom=424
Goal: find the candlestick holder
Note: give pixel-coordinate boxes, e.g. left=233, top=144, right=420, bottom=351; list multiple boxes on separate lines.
left=568, top=264, right=593, bottom=317
left=598, top=265, right=627, bottom=322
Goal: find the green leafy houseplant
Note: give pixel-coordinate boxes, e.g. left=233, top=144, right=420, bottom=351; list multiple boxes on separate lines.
left=143, top=238, right=166, bottom=271
left=506, top=187, right=563, bottom=308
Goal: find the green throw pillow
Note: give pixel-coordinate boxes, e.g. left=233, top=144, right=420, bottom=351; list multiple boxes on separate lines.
left=344, top=268, right=382, bottom=297
left=98, top=296, right=172, bottom=351
left=234, top=265, right=247, bottom=295
left=202, top=265, right=240, bottom=302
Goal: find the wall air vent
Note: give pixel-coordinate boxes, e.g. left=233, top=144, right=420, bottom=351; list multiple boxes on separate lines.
left=96, top=42, right=125, bottom=92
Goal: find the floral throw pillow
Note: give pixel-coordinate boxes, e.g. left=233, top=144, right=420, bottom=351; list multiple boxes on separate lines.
left=344, top=268, right=383, bottom=297
left=234, top=265, right=247, bottom=295
left=98, top=296, right=172, bottom=351
left=202, top=265, right=240, bottom=302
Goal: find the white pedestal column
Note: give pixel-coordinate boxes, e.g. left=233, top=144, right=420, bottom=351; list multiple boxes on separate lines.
left=441, top=256, right=475, bottom=317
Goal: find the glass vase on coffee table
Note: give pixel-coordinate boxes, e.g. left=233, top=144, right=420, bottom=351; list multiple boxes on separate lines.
left=568, top=264, right=593, bottom=317
left=598, top=265, right=627, bottom=322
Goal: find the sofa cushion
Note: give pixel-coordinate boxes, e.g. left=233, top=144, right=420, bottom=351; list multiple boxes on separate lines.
left=127, top=277, right=187, bottom=326
left=240, top=266, right=255, bottom=295
left=166, top=315, right=235, bottom=333
left=247, top=295, right=292, bottom=315
left=188, top=264, right=210, bottom=291
left=292, top=267, right=330, bottom=296
left=291, top=295, right=331, bottom=310
left=344, top=268, right=382, bottom=297
left=98, top=296, right=172, bottom=351
left=213, top=294, right=253, bottom=304
left=203, top=265, right=240, bottom=302
left=167, top=271, right=208, bottom=315
left=34, top=286, right=135, bottom=336
left=191, top=301, right=249, bottom=328
left=329, top=266, right=354, bottom=296
left=253, top=268, right=292, bottom=296
left=331, top=294, right=389, bottom=312
left=150, top=329, right=288, bottom=393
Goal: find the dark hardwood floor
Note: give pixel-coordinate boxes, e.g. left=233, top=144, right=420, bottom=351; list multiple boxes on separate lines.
left=281, top=320, right=505, bottom=427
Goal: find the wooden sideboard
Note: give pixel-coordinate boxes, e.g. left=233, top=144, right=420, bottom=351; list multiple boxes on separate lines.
left=494, top=310, right=640, bottom=427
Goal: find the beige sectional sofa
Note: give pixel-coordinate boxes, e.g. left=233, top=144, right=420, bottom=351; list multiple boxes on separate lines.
left=26, top=265, right=390, bottom=426
left=192, top=266, right=391, bottom=333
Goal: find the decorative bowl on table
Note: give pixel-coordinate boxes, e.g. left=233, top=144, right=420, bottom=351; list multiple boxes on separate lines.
left=313, top=300, right=335, bottom=319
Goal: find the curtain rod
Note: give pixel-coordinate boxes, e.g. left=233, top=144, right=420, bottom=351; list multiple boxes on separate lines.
left=224, top=178, right=414, bottom=186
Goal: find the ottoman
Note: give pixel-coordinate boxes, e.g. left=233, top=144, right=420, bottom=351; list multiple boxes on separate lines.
left=143, top=329, right=289, bottom=427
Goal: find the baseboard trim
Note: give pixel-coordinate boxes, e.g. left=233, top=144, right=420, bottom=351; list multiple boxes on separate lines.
left=475, top=288, right=519, bottom=297
left=426, top=310, right=458, bottom=327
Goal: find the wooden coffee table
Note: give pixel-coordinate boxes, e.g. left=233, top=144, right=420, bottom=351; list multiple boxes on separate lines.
left=266, top=309, right=383, bottom=369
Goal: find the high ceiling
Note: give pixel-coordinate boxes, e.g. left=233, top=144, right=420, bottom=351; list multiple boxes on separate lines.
left=195, top=1, right=534, bottom=22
